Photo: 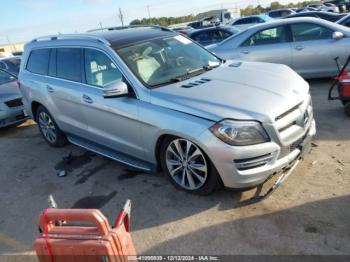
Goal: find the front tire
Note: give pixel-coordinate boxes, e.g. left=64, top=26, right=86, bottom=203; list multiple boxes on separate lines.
left=36, top=106, right=67, bottom=147
left=160, top=136, right=221, bottom=195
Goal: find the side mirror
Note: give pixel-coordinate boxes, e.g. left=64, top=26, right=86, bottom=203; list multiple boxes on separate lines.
left=103, top=81, right=129, bottom=98
left=333, top=31, right=344, bottom=40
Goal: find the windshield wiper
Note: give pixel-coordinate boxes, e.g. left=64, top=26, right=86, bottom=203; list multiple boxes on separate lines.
left=151, top=63, right=221, bottom=88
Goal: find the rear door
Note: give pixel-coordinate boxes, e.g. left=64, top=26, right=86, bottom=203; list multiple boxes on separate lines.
left=237, top=25, right=293, bottom=67
left=290, top=22, right=344, bottom=77
left=44, top=47, right=89, bottom=137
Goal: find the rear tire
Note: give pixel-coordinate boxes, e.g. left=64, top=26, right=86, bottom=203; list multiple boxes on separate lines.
left=345, top=102, right=350, bottom=117
left=36, top=106, right=67, bottom=147
left=160, top=136, right=222, bottom=195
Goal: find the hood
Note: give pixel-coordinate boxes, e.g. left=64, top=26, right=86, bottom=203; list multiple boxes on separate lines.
left=0, top=81, right=22, bottom=102
left=150, top=61, right=309, bottom=123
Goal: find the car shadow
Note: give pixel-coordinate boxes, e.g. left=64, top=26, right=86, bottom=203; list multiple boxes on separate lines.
left=0, top=120, right=36, bottom=138
left=143, top=195, right=350, bottom=255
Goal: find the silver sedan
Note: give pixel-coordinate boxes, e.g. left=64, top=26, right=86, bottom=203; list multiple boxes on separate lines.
left=209, top=17, right=350, bottom=78
left=0, top=69, right=27, bottom=128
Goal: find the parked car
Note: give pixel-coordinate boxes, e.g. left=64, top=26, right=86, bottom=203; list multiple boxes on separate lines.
left=230, top=15, right=272, bottom=30
left=323, top=2, right=340, bottom=12
left=19, top=26, right=315, bottom=195
left=267, top=9, right=295, bottom=18
left=188, top=26, right=240, bottom=46
left=324, top=0, right=350, bottom=12
left=209, top=17, right=350, bottom=78
left=0, top=56, right=21, bottom=76
left=296, top=7, right=318, bottom=13
left=337, top=13, right=350, bottom=27
left=0, top=69, right=27, bottom=128
left=285, top=11, right=346, bottom=22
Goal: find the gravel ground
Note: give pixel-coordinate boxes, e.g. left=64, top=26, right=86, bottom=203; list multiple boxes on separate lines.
left=0, top=79, right=349, bottom=257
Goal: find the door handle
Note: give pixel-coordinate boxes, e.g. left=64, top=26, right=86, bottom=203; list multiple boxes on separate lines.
left=295, top=45, right=305, bottom=51
left=46, top=85, right=55, bottom=93
left=82, top=94, right=93, bottom=104
left=241, top=50, right=250, bottom=54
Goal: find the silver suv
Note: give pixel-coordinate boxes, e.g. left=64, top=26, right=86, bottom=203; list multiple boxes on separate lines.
left=19, top=26, right=316, bottom=195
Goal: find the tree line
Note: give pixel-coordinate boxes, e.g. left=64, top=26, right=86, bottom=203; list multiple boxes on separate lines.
left=129, top=1, right=317, bottom=26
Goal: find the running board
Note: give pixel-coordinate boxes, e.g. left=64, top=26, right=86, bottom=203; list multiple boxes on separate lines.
left=67, top=135, right=153, bottom=172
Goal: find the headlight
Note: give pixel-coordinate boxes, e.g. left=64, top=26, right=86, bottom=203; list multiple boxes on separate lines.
left=210, top=120, right=269, bottom=146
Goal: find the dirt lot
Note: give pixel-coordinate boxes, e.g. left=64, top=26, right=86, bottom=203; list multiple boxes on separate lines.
left=0, top=79, right=349, bottom=256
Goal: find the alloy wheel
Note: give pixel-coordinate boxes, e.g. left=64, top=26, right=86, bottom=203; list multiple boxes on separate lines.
left=38, top=112, right=57, bottom=144
left=165, top=139, right=208, bottom=190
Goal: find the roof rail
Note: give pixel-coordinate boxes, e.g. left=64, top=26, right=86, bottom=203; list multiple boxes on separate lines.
left=87, top=25, right=172, bottom=33
left=29, top=34, right=110, bottom=46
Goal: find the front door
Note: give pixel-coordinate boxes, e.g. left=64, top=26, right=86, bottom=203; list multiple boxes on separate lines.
left=80, top=48, right=145, bottom=160
left=237, top=25, right=293, bottom=67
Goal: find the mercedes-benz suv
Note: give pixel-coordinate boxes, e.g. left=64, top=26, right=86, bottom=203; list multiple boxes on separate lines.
left=19, top=26, right=316, bottom=195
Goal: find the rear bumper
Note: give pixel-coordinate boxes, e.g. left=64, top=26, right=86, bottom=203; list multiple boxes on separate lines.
left=199, top=120, right=316, bottom=189
left=0, top=108, right=28, bottom=128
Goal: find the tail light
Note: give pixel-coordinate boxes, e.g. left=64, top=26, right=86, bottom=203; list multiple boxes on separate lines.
left=340, top=80, right=350, bottom=98
left=16, top=80, right=21, bottom=89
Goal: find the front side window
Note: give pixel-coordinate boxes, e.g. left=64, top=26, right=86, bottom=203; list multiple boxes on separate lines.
left=116, top=35, right=221, bottom=87
left=242, top=26, right=288, bottom=46
left=291, top=23, right=334, bottom=42
left=57, top=48, right=81, bottom=82
left=84, top=49, right=123, bottom=88
left=26, top=49, right=50, bottom=75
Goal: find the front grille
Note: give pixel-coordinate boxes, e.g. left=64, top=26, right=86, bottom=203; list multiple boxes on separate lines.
left=279, top=132, right=308, bottom=158
left=275, top=103, right=301, bottom=122
left=5, top=98, right=23, bottom=108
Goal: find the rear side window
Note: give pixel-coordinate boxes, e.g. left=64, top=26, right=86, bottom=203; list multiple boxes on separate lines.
left=26, top=49, right=50, bottom=75
left=57, top=48, right=82, bottom=82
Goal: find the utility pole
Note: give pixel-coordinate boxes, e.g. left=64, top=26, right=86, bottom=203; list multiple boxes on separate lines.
left=99, top=22, right=103, bottom=30
left=118, top=8, right=124, bottom=26
left=6, top=35, right=16, bottom=53
left=147, top=5, right=151, bottom=19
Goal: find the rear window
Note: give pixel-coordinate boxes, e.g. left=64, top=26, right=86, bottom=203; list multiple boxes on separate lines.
left=26, top=49, right=50, bottom=75
left=56, top=48, right=82, bottom=82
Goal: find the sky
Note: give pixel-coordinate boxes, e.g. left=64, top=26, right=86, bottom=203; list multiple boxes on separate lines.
left=0, top=0, right=293, bottom=45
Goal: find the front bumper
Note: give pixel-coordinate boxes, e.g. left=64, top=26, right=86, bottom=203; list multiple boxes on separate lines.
left=0, top=108, right=28, bottom=128
left=199, top=119, right=316, bottom=189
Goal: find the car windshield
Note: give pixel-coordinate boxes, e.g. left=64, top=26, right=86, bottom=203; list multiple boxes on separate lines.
left=116, top=35, right=221, bottom=88
left=0, top=69, right=16, bottom=85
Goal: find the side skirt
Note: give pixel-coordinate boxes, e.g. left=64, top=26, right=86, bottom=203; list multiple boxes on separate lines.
left=67, top=134, right=155, bottom=172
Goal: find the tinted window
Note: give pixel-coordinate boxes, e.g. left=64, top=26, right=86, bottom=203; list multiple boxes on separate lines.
left=291, top=23, right=333, bottom=41
left=57, top=48, right=81, bottom=82
left=243, top=26, right=288, bottom=46
left=234, top=18, right=252, bottom=25
left=269, top=11, right=281, bottom=18
left=0, top=70, right=16, bottom=85
left=191, top=31, right=211, bottom=43
left=219, top=29, right=232, bottom=39
left=84, top=49, right=123, bottom=88
left=26, top=49, right=50, bottom=75
left=0, top=62, right=7, bottom=70
left=48, top=49, right=56, bottom=77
